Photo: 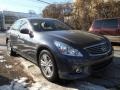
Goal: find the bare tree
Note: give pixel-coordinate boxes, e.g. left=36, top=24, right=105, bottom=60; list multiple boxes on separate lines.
left=68, top=0, right=120, bottom=30
left=42, top=4, right=64, bottom=21
left=42, top=0, right=120, bottom=31
left=95, top=0, right=120, bottom=18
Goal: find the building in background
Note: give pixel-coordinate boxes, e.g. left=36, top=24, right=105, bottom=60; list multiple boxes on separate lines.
left=0, top=11, right=41, bottom=31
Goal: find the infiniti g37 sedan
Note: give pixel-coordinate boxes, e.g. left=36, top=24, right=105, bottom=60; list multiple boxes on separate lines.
left=6, top=18, right=113, bottom=82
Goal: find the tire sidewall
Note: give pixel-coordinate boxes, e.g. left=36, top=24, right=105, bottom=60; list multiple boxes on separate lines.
left=39, top=50, right=58, bottom=82
left=7, top=40, right=12, bottom=56
left=7, top=40, right=16, bottom=56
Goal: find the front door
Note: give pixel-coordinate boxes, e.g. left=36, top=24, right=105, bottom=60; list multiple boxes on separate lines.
left=9, top=20, right=22, bottom=51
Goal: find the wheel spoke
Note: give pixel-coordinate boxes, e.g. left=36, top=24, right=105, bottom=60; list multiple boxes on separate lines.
left=41, top=59, right=47, bottom=66
left=47, top=67, right=52, bottom=75
left=43, top=67, right=48, bottom=75
left=42, top=54, right=48, bottom=62
left=48, top=60, right=53, bottom=67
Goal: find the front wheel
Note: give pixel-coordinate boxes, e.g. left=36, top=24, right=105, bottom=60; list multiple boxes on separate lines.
left=7, top=40, right=16, bottom=56
left=39, top=50, right=58, bottom=82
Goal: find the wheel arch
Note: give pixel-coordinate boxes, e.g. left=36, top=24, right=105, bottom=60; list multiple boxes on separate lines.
left=36, top=45, right=57, bottom=66
left=36, top=45, right=59, bottom=81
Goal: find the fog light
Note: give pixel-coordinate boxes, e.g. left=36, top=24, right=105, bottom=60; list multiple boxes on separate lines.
left=73, top=65, right=89, bottom=73
left=76, top=67, right=82, bottom=73
left=73, top=66, right=83, bottom=73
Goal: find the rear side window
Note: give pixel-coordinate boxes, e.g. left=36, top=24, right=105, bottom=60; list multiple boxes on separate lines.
left=102, top=19, right=118, bottom=28
left=11, top=20, right=22, bottom=31
left=93, top=20, right=103, bottom=29
left=20, top=22, right=29, bottom=30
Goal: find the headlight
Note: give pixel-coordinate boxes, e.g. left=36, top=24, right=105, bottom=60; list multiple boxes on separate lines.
left=54, top=41, right=83, bottom=57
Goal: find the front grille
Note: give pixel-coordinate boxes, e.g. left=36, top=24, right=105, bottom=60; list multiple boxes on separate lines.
left=85, top=42, right=110, bottom=56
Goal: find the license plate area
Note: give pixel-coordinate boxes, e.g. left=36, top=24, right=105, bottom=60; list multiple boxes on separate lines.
left=76, top=66, right=90, bottom=74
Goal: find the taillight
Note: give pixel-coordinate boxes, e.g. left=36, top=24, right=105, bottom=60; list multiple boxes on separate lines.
left=89, top=27, right=93, bottom=32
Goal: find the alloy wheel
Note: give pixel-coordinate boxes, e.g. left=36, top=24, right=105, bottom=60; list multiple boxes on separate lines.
left=40, top=53, right=54, bottom=78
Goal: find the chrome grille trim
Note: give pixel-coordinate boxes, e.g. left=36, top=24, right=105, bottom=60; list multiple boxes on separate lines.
left=84, top=42, right=111, bottom=56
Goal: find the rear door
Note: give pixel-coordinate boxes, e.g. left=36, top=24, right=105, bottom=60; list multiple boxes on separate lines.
left=9, top=20, right=22, bottom=51
left=102, top=19, right=118, bottom=35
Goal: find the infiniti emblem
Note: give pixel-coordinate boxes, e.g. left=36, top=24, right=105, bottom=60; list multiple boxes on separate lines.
left=101, top=46, right=107, bottom=52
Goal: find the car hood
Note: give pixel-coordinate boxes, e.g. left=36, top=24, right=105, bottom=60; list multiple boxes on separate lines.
left=45, top=30, right=104, bottom=48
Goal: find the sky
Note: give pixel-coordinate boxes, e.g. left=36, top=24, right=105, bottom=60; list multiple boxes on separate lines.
left=0, top=0, right=72, bottom=14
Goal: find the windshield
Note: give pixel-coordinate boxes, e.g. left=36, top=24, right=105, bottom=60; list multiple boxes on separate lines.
left=30, top=19, right=71, bottom=31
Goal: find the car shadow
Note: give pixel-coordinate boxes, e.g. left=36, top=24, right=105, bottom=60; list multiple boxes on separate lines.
left=0, top=75, right=11, bottom=86
left=87, top=56, right=120, bottom=87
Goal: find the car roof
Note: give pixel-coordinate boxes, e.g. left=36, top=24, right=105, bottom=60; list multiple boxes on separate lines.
left=95, top=17, right=120, bottom=21
left=20, top=17, right=58, bottom=21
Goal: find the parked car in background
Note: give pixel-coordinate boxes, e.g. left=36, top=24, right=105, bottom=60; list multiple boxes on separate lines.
left=6, top=18, right=113, bottom=82
left=89, top=18, right=120, bottom=43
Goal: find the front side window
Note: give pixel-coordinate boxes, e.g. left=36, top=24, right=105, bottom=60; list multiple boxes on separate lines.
left=102, top=19, right=118, bottom=29
left=30, top=19, right=71, bottom=31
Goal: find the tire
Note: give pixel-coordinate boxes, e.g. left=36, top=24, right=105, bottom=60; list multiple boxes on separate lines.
left=7, top=40, right=16, bottom=56
left=39, top=50, right=58, bottom=82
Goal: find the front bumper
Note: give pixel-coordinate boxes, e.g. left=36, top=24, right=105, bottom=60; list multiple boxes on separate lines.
left=55, top=51, right=113, bottom=80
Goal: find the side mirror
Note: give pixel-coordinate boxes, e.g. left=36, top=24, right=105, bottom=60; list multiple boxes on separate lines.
left=20, top=29, right=29, bottom=34
left=29, top=31, right=34, bottom=38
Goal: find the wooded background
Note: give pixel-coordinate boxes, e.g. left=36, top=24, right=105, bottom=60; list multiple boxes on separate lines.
left=42, top=0, right=120, bottom=30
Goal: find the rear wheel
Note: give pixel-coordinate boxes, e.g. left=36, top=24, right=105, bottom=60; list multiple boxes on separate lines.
left=39, top=50, right=58, bottom=82
left=7, top=40, right=16, bottom=56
